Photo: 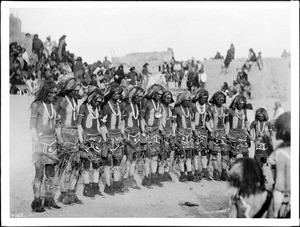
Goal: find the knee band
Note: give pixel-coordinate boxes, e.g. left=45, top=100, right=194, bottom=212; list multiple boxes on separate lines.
left=45, top=164, right=55, bottom=178
left=152, top=156, right=158, bottom=161
left=186, top=149, right=193, bottom=159
left=193, top=148, right=200, bottom=156
left=82, top=159, right=91, bottom=170
left=211, top=155, right=218, bottom=162
left=200, top=149, right=207, bottom=156
left=92, top=162, right=101, bottom=170
left=132, top=152, right=138, bottom=161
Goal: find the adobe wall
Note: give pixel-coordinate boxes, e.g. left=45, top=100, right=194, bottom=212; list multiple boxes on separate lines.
left=112, top=48, right=174, bottom=73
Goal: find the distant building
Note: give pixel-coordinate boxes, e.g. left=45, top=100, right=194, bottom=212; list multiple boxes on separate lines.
left=112, top=48, right=174, bottom=73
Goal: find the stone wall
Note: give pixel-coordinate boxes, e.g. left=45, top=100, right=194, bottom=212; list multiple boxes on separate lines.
left=9, top=13, right=28, bottom=45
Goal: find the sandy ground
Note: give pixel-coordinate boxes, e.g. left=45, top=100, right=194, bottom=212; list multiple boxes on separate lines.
left=8, top=58, right=291, bottom=219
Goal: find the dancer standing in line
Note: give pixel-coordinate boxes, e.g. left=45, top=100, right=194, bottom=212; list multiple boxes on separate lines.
left=140, top=84, right=165, bottom=187
left=227, top=95, right=252, bottom=167
left=121, top=86, right=145, bottom=190
left=100, top=83, right=126, bottom=195
left=30, top=80, right=62, bottom=212
left=77, top=86, right=106, bottom=199
left=56, top=78, right=83, bottom=205
left=173, top=91, right=195, bottom=182
left=250, top=107, right=273, bottom=183
left=160, top=90, right=175, bottom=182
left=207, top=91, right=230, bottom=181
left=191, top=89, right=213, bottom=181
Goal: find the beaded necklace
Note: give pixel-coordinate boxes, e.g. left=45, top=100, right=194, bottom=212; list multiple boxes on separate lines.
left=65, top=95, right=77, bottom=121
left=163, top=105, right=171, bottom=120
left=181, top=105, right=190, bottom=118
left=214, top=105, right=223, bottom=118
left=235, top=109, right=244, bottom=119
left=196, top=102, right=206, bottom=125
left=257, top=121, right=266, bottom=134
left=152, top=99, right=162, bottom=118
left=87, top=104, right=99, bottom=119
left=42, top=102, right=54, bottom=128
left=108, top=101, right=120, bottom=116
left=130, top=102, right=139, bottom=120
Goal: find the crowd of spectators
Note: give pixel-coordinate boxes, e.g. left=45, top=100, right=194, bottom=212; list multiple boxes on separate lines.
left=9, top=33, right=125, bottom=96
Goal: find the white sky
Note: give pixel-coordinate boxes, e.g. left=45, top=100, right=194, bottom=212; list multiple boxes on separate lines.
left=7, top=2, right=292, bottom=64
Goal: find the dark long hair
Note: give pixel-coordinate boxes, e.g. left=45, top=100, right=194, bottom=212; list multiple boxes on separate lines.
left=57, top=77, right=81, bottom=97
left=209, top=91, right=226, bottom=105
left=275, top=111, right=291, bottom=143
left=31, top=80, right=57, bottom=106
left=192, top=88, right=209, bottom=103
left=228, top=158, right=265, bottom=197
left=103, top=82, right=123, bottom=104
left=229, top=94, right=247, bottom=110
left=255, top=108, right=269, bottom=121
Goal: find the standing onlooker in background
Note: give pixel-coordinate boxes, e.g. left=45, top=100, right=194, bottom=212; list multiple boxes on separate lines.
left=229, top=43, right=235, bottom=60
left=103, top=56, right=111, bottom=71
left=141, top=63, right=151, bottom=89
left=73, top=57, right=84, bottom=80
left=58, top=35, right=67, bottom=62
left=223, top=50, right=233, bottom=70
left=256, top=52, right=264, bottom=70
left=24, top=33, right=32, bottom=56
left=114, top=65, right=125, bottom=85
left=127, top=67, right=138, bottom=86
left=44, top=36, right=55, bottom=59
left=32, top=34, right=44, bottom=60
left=22, top=48, right=30, bottom=67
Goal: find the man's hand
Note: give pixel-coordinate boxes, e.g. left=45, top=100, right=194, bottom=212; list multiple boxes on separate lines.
left=79, top=142, right=86, bottom=150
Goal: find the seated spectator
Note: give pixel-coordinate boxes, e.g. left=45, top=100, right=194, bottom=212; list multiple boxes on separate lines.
left=244, top=48, right=257, bottom=71
left=10, top=68, right=24, bottom=94
left=25, top=73, right=38, bottom=95
left=21, top=48, right=30, bottom=67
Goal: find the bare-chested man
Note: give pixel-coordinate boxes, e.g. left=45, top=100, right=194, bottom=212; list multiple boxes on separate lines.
left=173, top=91, right=195, bottom=182
left=228, top=95, right=252, bottom=167
left=191, top=89, right=213, bottom=181
left=160, top=90, right=175, bottom=182
left=30, top=80, right=62, bottom=213
left=56, top=78, right=83, bottom=205
left=121, top=86, right=145, bottom=190
left=100, top=83, right=126, bottom=195
left=207, top=91, right=230, bottom=181
left=77, top=86, right=105, bottom=199
left=140, top=84, right=165, bottom=188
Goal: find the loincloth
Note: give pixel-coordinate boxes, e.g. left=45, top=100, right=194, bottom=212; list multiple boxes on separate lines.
left=176, top=128, right=194, bottom=150
left=209, top=128, right=230, bottom=155
left=228, top=129, right=248, bottom=156
left=32, top=134, right=59, bottom=165
left=146, top=126, right=162, bottom=156
left=194, top=127, right=208, bottom=151
left=107, top=130, right=124, bottom=165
